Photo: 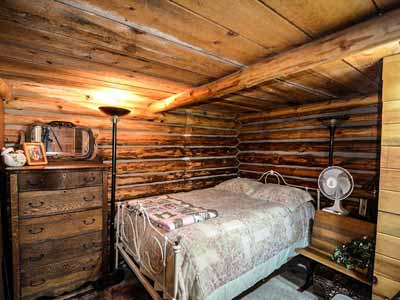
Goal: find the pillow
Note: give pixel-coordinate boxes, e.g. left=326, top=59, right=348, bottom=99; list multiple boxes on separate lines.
left=251, top=183, right=313, bottom=211
left=214, top=177, right=264, bottom=197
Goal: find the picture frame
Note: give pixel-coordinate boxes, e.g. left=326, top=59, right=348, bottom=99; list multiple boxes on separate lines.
left=23, top=142, right=48, bottom=166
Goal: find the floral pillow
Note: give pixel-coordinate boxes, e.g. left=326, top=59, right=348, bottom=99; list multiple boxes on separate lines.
left=214, top=177, right=264, bottom=197
left=251, top=183, right=313, bottom=211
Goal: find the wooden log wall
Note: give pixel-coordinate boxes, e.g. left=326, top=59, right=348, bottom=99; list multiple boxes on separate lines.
left=0, top=0, right=240, bottom=202
left=238, top=94, right=381, bottom=219
left=3, top=93, right=239, bottom=201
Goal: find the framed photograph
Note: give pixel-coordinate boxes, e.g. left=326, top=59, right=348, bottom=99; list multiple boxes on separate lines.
left=23, top=142, right=48, bottom=166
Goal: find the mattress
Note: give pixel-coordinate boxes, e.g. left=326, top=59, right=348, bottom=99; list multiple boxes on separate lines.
left=121, top=187, right=315, bottom=300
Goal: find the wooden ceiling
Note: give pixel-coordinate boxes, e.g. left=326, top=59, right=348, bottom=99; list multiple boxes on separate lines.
left=1, top=0, right=400, bottom=116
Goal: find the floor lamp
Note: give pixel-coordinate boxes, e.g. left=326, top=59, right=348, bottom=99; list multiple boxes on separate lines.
left=94, top=106, right=130, bottom=289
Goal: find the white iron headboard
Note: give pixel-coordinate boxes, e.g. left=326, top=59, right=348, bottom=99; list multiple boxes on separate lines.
left=256, top=170, right=320, bottom=210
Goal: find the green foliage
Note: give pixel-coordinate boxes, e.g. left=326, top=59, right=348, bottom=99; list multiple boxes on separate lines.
left=331, top=237, right=375, bottom=270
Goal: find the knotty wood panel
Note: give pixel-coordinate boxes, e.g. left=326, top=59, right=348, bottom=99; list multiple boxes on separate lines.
left=377, top=211, right=400, bottom=238
left=0, top=20, right=210, bottom=86
left=374, top=253, right=400, bottom=282
left=379, top=190, right=400, bottom=215
left=382, top=123, right=400, bottom=145
left=375, top=232, right=400, bottom=260
left=262, top=0, right=377, bottom=37
left=0, top=0, right=235, bottom=78
left=373, top=272, right=400, bottom=299
left=57, top=0, right=268, bottom=65
left=172, top=0, right=310, bottom=52
left=382, top=55, right=400, bottom=102
left=380, top=169, right=400, bottom=191
left=373, top=54, right=400, bottom=298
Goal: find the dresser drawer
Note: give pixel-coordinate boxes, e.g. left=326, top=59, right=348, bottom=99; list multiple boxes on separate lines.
left=18, top=170, right=102, bottom=192
left=21, top=253, right=102, bottom=300
left=20, top=231, right=103, bottom=268
left=19, top=186, right=103, bottom=217
left=20, top=209, right=103, bottom=244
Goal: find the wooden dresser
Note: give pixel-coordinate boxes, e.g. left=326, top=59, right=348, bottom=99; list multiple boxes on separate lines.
left=1, top=162, right=108, bottom=300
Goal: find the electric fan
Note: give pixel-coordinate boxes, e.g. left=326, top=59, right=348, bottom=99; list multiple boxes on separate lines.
left=318, top=117, right=354, bottom=215
left=318, top=166, right=354, bottom=215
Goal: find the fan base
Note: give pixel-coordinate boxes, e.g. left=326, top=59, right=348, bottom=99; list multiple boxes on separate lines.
left=322, top=206, right=349, bottom=216
left=322, top=198, right=349, bottom=215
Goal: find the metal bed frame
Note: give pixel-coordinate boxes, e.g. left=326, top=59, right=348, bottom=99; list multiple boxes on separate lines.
left=115, top=170, right=320, bottom=300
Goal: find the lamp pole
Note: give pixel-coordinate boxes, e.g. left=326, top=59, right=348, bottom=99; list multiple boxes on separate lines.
left=109, top=114, right=118, bottom=271
left=95, top=106, right=130, bottom=289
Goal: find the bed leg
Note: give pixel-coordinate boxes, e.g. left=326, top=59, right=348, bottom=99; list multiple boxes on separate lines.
left=172, top=238, right=182, bottom=300
left=297, top=260, right=316, bottom=292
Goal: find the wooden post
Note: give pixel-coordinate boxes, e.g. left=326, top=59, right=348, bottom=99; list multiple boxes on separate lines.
left=0, top=79, right=11, bottom=148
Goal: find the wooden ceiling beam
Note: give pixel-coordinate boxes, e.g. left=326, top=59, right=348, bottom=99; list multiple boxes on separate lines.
left=239, top=94, right=378, bottom=123
left=147, top=9, right=400, bottom=113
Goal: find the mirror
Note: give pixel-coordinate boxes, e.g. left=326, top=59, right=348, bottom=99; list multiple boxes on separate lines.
left=26, top=121, right=95, bottom=159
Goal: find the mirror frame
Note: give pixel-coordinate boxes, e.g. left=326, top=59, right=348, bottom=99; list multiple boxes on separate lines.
left=26, top=122, right=96, bottom=160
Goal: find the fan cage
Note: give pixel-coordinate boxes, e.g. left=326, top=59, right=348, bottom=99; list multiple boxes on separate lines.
left=318, top=166, right=354, bottom=201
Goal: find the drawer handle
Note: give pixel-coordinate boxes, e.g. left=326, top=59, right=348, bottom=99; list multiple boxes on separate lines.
left=29, top=254, right=44, bottom=262
left=83, top=195, right=96, bottom=202
left=30, top=279, right=46, bottom=287
left=82, top=242, right=97, bottom=250
left=29, top=227, right=44, bottom=235
left=27, top=178, right=45, bottom=186
left=83, top=176, right=96, bottom=183
left=83, top=218, right=96, bottom=225
left=28, top=201, right=44, bottom=208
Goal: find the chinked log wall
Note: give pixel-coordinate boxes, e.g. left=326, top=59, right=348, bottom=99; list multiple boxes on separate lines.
left=238, top=95, right=381, bottom=217
left=4, top=105, right=239, bottom=201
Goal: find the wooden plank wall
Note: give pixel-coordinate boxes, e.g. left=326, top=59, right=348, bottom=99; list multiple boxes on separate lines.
left=238, top=95, right=381, bottom=218
left=3, top=92, right=239, bottom=201
left=372, top=54, right=400, bottom=299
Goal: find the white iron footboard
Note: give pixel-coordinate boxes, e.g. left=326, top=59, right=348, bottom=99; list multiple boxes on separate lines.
left=115, top=202, right=182, bottom=300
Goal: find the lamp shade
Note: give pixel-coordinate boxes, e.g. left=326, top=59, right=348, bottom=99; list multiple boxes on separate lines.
left=99, top=106, right=130, bottom=117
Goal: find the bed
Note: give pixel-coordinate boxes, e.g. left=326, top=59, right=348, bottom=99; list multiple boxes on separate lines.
left=115, top=171, right=318, bottom=300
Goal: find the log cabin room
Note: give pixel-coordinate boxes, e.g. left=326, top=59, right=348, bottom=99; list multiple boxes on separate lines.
left=1, top=1, right=400, bottom=300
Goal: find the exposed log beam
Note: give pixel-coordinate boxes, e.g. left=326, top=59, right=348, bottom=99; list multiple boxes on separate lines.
left=147, top=9, right=400, bottom=113
left=239, top=94, right=378, bottom=122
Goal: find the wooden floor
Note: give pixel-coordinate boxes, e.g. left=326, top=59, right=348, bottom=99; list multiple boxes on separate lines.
left=62, top=273, right=151, bottom=300
left=65, top=257, right=317, bottom=300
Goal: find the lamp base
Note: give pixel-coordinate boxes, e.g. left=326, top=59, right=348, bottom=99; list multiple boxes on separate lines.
left=92, top=268, right=125, bottom=291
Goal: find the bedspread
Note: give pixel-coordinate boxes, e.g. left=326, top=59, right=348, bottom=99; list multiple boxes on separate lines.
left=122, top=187, right=314, bottom=300
left=128, top=195, right=218, bottom=231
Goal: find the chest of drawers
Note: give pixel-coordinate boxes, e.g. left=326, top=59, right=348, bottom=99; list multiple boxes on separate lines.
left=1, top=163, right=108, bottom=300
